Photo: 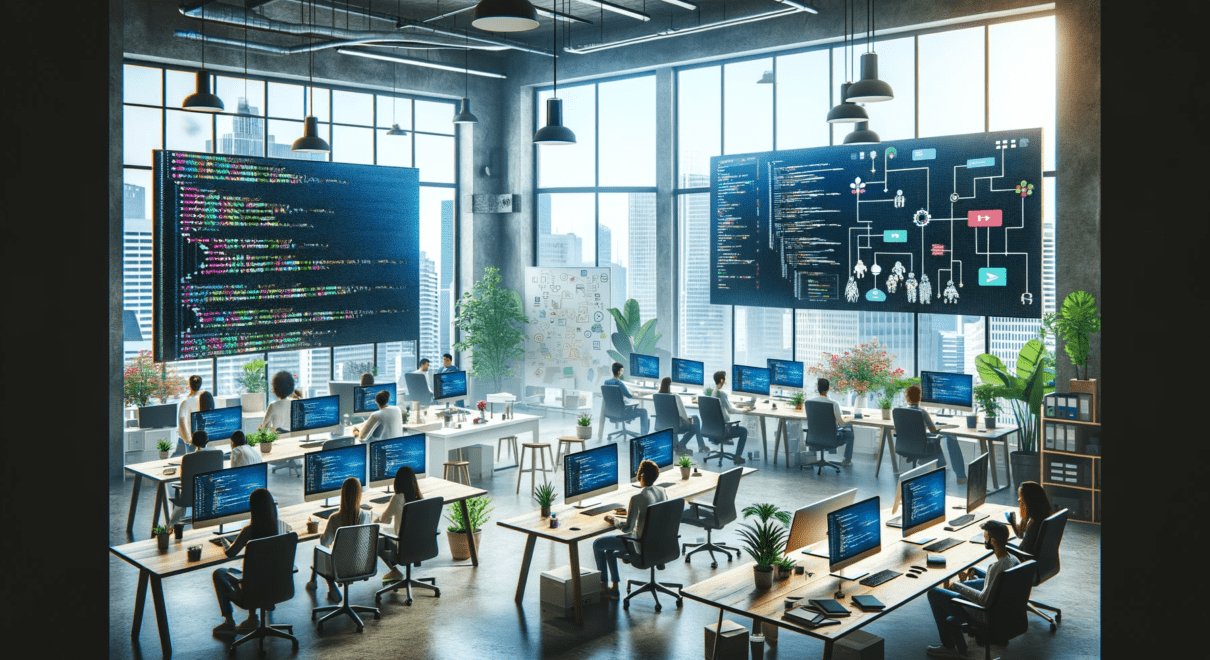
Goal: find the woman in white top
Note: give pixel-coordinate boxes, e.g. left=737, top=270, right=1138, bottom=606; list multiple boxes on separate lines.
left=659, top=377, right=702, bottom=451
left=228, top=431, right=261, bottom=468
left=258, top=371, right=295, bottom=433
left=353, top=390, right=404, bottom=442
left=174, top=375, right=204, bottom=457
left=593, top=460, right=668, bottom=600
left=307, top=477, right=373, bottom=600
left=375, top=466, right=423, bottom=583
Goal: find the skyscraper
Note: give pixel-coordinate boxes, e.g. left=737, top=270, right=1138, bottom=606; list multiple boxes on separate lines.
left=440, top=200, right=454, bottom=355
left=122, top=183, right=153, bottom=360
left=678, top=173, right=731, bottom=372
left=627, top=193, right=658, bottom=322
left=419, top=251, right=440, bottom=362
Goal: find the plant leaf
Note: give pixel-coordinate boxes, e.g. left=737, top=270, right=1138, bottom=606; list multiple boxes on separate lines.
left=633, top=318, right=659, bottom=353
left=611, top=332, right=633, bottom=359
left=975, top=353, right=1012, bottom=388
left=606, top=349, right=626, bottom=366
left=608, top=307, right=631, bottom=337
left=623, top=299, right=641, bottom=337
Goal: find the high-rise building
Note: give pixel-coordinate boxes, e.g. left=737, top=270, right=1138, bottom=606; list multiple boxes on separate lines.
left=418, top=251, right=440, bottom=362
left=122, top=183, right=153, bottom=361
left=627, top=193, right=658, bottom=322
left=440, top=200, right=454, bottom=355
left=204, top=98, right=323, bottom=161
left=678, top=173, right=731, bottom=372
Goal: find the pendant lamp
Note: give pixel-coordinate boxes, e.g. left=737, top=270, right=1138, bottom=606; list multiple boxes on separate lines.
left=453, top=23, right=480, bottom=125
left=293, top=0, right=330, bottom=153
left=843, top=121, right=880, bottom=145
left=472, top=0, right=540, bottom=32
left=534, top=0, right=575, bottom=145
left=386, top=2, right=409, bottom=136
left=757, top=70, right=775, bottom=84
left=182, top=5, right=224, bottom=112
left=826, top=82, right=868, bottom=124
left=844, top=0, right=893, bottom=103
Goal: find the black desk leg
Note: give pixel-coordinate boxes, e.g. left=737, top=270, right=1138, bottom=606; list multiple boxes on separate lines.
left=460, top=500, right=479, bottom=567
left=131, top=569, right=149, bottom=639
left=149, top=574, right=172, bottom=657
left=126, top=475, right=143, bottom=534
left=710, top=607, right=725, bottom=660
left=151, top=484, right=167, bottom=532
left=823, top=639, right=834, bottom=660
left=514, top=534, right=537, bottom=603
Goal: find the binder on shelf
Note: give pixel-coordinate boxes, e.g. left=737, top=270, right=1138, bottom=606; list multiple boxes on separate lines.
left=1077, top=394, right=1092, bottom=422
left=1045, top=423, right=1056, bottom=450
left=1065, top=395, right=1079, bottom=420
left=1065, top=424, right=1077, bottom=452
left=1043, top=393, right=1059, bottom=418
left=1056, top=424, right=1067, bottom=451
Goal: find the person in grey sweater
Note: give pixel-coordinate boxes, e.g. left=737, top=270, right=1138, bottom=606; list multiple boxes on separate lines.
left=593, top=460, right=667, bottom=600
left=926, top=520, right=1020, bottom=658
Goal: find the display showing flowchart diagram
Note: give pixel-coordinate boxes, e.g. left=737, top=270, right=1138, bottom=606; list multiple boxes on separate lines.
left=523, top=267, right=613, bottom=392
left=710, top=128, right=1043, bottom=318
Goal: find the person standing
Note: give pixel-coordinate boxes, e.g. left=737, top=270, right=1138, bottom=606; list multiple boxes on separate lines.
left=174, top=375, right=204, bottom=457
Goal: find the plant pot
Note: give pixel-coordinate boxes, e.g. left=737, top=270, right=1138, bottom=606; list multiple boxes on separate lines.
left=1010, top=451, right=1040, bottom=486
left=159, top=451, right=169, bottom=460
left=540, top=506, right=551, bottom=518
left=984, top=416, right=997, bottom=429
left=774, top=566, right=792, bottom=580
left=794, top=403, right=803, bottom=411
left=156, top=533, right=170, bottom=551
left=880, top=408, right=891, bottom=420
left=966, top=415, right=978, bottom=429
left=680, top=466, right=691, bottom=480
left=260, top=442, right=273, bottom=454
left=240, top=392, right=265, bottom=413
left=576, top=425, right=592, bottom=439
left=753, top=566, right=774, bottom=590
left=306, top=521, right=320, bottom=535
left=447, top=529, right=482, bottom=561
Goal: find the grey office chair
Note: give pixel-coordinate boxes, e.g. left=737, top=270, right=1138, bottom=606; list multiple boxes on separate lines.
left=954, top=560, right=1038, bottom=660
left=375, top=496, right=443, bottom=606
left=680, top=467, right=743, bottom=568
left=697, top=397, right=740, bottom=466
left=802, top=400, right=850, bottom=475
left=312, top=523, right=381, bottom=633
left=892, top=408, right=946, bottom=468
left=653, top=393, right=692, bottom=451
left=403, top=373, right=434, bottom=406
left=230, top=532, right=300, bottom=656
left=601, top=384, right=642, bottom=443
left=1007, top=508, right=1068, bottom=632
left=619, top=498, right=686, bottom=612
left=167, top=449, right=224, bottom=527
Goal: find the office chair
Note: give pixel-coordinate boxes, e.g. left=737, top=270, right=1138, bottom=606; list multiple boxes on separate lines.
left=600, top=384, right=642, bottom=443
left=697, top=397, right=740, bottom=466
left=892, top=408, right=946, bottom=469
left=321, top=437, right=355, bottom=451
left=653, top=393, right=694, bottom=451
left=375, top=496, right=443, bottom=606
left=801, top=401, right=850, bottom=475
left=1007, top=508, right=1068, bottom=632
left=229, top=532, right=300, bottom=657
left=619, top=498, right=686, bottom=612
left=680, top=467, right=743, bottom=568
left=312, top=523, right=381, bottom=633
left=403, top=373, right=434, bottom=407
left=167, top=449, right=224, bottom=527
left=953, top=560, right=1038, bottom=660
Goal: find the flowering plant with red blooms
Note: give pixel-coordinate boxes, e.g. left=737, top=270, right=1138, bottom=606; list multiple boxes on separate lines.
left=807, top=339, right=904, bottom=395
left=477, top=400, right=487, bottom=412
left=123, top=351, right=186, bottom=406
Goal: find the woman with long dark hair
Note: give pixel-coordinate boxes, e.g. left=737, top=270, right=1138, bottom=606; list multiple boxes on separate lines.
left=211, top=488, right=290, bottom=634
left=376, top=466, right=424, bottom=582
left=308, top=477, right=373, bottom=599
left=1009, top=481, right=1053, bottom=556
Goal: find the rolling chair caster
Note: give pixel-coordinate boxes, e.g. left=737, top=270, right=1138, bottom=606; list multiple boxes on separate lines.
left=711, top=562, right=718, bottom=569
left=356, top=625, right=363, bottom=633
left=676, top=598, right=683, bottom=608
left=434, top=589, right=441, bottom=597
left=654, top=603, right=662, bottom=612
left=623, top=601, right=629, bottom=610
left=405, top=598, right=413, bottom=606
left=316, top=622, right=323, bottom=634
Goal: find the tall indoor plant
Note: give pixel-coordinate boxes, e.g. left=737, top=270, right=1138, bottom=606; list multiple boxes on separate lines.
left=453, top=267, right=529, bottom=393
left=606, top=298, right=663, bottom=368
left=1053, top=290, right=1101, bottom=381
left=975, top=337, right=1055, bottom=485
left=237, top=358, right=267, bottom=413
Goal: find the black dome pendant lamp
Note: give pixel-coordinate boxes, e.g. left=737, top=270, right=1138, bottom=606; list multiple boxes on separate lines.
left=453, top=20, right=480, bottom=125
left=825, top=0, right=866, bottom=124
left=472, top=0, right=540, bottom=32
left=292, top=0, right=329, bottom=153
left=534, top=0, right=575, bottom=145
left=845, top=0, right=894, bottom=103
left=182, top=4, right=224, bottom=112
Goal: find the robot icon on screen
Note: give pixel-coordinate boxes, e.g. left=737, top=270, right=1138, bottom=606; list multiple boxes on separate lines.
left=854, top=260, right=868, bottom=279
left=920, top=275, right=933, bottom=305
left=905, top=273, right=918, bottom=303
left=886, top=274, right=899, bottom=294
left=894, top=190, right=905, bottom=208
left=891, top=261, right=906, bottom=282
left=845, top=277, right=860, bottom=303
left=943, top=280, right=959, bottom=304
left=870, top=263, right=882, bottom=277
left=1021, top=292, right=1034, bottom=305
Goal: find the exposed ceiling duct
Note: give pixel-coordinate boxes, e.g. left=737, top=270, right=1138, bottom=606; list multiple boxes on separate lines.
left=565, top=4, right=806, bottom=55
left=176, top=29, right=482, bottom=54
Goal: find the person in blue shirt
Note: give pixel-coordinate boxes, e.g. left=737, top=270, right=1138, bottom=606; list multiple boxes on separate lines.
left=435, top=353, right=458, bottom=374
left=602, top=362, right=650, bottom=435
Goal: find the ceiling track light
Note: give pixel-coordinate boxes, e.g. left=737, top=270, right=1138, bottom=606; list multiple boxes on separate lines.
left=338, top=48, right=508, bottom=78
left=570, top=0, right=650, bottom=22
left=472, top=0, right=540, bottom=32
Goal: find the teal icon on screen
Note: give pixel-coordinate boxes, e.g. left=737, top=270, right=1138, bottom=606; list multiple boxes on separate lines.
left=865, top=289, right=887, bottom=302
left=967, top=157, right=996, bottom=168
left=979, top=268, right=1007, bottom=286
left=883, top=230, right=907, bottom=242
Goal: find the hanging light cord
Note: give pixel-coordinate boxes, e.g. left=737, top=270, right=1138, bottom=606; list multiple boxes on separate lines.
left=552, top=0, right=558, bottom=98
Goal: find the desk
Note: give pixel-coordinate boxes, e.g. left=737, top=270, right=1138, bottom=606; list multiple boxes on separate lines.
left=110, top=477, right=485, bottom=658
left=681, top=497, right=1015, bottom=660
left=422, top=413, right=540, bottom=475
left=498, top=466, right=757, bottom=626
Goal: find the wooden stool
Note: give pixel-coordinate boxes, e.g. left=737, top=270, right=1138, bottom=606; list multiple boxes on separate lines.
left=497, top=435, right=519, bottom=463
left=516, top=443, right=555, bottom=494
left=554, top=436, right=586, bottom=472
left=443, top=461, right=471, bottom=485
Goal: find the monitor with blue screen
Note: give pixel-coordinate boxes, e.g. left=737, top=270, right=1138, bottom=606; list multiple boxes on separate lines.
left=732, top=365, right=771, bottom=397
left=671, top=358, right=704, bottom=387
left=354, top=383, right=397, bottom=413
left=919, top=371, right=974, bottom=413
left=629, top=353, right=660, bottom=380
left=192, top=463, right=268, bottom=529
left=433, top=370, right=468, bottom=404
left=304, top=443, right=367, bottom=502
left=827, top=495, right=882, bottom=579
left=368, top=434, right=426, bottom=488
left=902, top=467, right=948, bottom=539
left=564, top=443, right=619, bottom=507
left=191, top=405, right=243, bottom=442
left=291, top=395, right=341, bottom=434
left=767, top=359, right=805, bottom=390
left=629, top=429, right=675, bottom=485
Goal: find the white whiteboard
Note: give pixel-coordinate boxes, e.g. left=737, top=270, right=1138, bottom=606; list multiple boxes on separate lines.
left=524, top=267, right=613, bottom=391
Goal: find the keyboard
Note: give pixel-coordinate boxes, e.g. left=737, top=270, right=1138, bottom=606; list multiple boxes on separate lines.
left=859, top=569, right=903, bottom=588
left=923, top=537, right=963, bottom=553
left=946, top=512, right=988, bottom=530
left=370, top=495, right=393, bottom=504
left=935, top=423, right=957, bottom=429
left=313, top=508, right=338, bottom=519
left=578, top=503, right=618, bottom=516
left=298, top=442, right=325, bottom=449
left=208, top=533, right=238, bottom=547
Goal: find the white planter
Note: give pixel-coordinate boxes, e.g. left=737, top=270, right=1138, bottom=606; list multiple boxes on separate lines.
left=576, top=425, right=592, bottom=439
left=240, top=392, right=265, bottom=413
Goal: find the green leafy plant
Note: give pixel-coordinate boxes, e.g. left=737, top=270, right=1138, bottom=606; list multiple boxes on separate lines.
left=808, top=339, right=905, bottom=396
left=401, top=408, right=410, bottom=424
left=773, top=556, right=796, bottom=570
left=606, top=299, right=662, bottom=367
left=123, top=351, right=186, bottom=407
left=445, top=496, right=494, bottom=533
left=790, top=391, right=806, bottom=406
left=702, top=387, right=713, bottom=397
left=973, top=383, right=1005, bottom=417
left=742, top=503, right=792, bottom=527
left=976, top=337, right=1055, bottom=453
left=247, top=429, right=278, bottom=447
left=736, top=519, right=788, bottom=568
left=454, top=267, right=529, bottom=392
left=533, top=482, right=558, bottom=508
left=238, top=358, right=267, bottom=394
left=676, top=455, right=694, bottom=468
left=156, top=440, right=173, bottom=453
left=876, top=376, right=920, bottom=409
left=151, top=526, right=167, bottom=536
left=1053, top=290, right=1101, bottom=380
left=576, top=413, right=592, bottom=427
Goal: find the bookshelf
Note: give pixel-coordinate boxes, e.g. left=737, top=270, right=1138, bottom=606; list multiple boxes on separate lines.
left=1039, top=386, right=1101, bottom=524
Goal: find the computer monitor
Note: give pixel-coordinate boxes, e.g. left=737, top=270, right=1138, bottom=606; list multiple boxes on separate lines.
left=192, top=463, right=268, bottom=529
left=787, top=488, right=858, bottom=557
left=327, top=380, right=360, bottom=420
left=629, top=353, right=660, bottom=381
left=304, top=443, right=367, bottom=502
left=563, top=443, right=619, bottom=508
left=732, top=365, right=771, bottom=397
left=767, top=358, right=805, bottom=390
left=629, top=429, right=675, bottom=484
left=191, top=405, right=243, bottom=443
left=290, top=395, right=342, bottom=434
left=827, top=496, right=882, bottom=579
left=965, top=453, right=989, bottom=513
left=919, top=371, right=975, bottom=413
left=670, top=358, right=704, bottom=388
left=354, top=383, right=397, bottom=413
left=891, top=460, right=939, bottom=514
left=901, top=467, right=948, bottom=539
left=433, top=370, right=468, bottom=405
left=138, top=403, right=178, bottom=429
left=368, top=434, right=426, bottom=488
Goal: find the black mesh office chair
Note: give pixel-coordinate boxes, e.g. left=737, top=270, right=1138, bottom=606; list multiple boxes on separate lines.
left=619, top=498, right=686, bottom=612
left=312, top=523, right=381, bottom=633
left=953, top=560, right=1038, bottom=660
left=167, top=449, right=224, bottom=527
left=802, top=401, right=850, bottom=475
left=1007, top=508, right=1068, bottom=632
left=375, top=496, right=443, bottom=606
left=697, top=397, right=740, bottom=466
left=601, top=385, right=642, bottom=443
left=230, top=532, right=300, bottom=657
left=403, top=373, right=433, bottom=407
left=892, top=408, right=945, bottom=468
left=680, top=467, right=743, bottom=568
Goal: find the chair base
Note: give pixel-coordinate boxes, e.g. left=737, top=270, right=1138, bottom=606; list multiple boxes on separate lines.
left=605, top=428, right=640, bottom=444
left=799, top=452, right=842, bottom=474
left=375, top=565, right=439, bottom=606
left=702, top=447, right=738, bottom=466
left=312, top=583, right=380, bottom=633
left=681, top=528, right=739, bottom=569
left=230, top=610, right=297, bottom=657
left=271, top=458, right=302, bottom=478
left=1029, top=599, right=1062, bottom=631
left=623, top=567, right=683, bottom=612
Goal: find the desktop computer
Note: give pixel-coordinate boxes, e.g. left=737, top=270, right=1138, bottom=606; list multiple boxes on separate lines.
left=946, top=453, right=990, bottom=531
left=290, top=395, right=342, bottom=436
left=629, top=429, right=675, bottom=488
left=826, top=496, right=882, bottom=580
left=732, top=365, right=771, bottom=403
left=670, top=358, right=704, bottom=389
left=901, top=467, right=948, bottom=539
left=354, top=383, right=397, bottom=413
left=788, top=489, right=858, bottom=558
left=433, top=370, right=468, bottom=406
left=919, top=371, right=975, bottom=413
left=629, top=353, right=661, bottom=385
left=138, top=403, right=178, bottom=429
left=767, top=358, right=804, bottom=396
left=192, top=463, right=268, bottom=530
left=368, top=434, right=426, bottom=488
left=889, top=460, right=940, bottom=524
left=191, top=405, right=243, bottom=442
left=304, top=443, right=368, bottom=506
left=563, top=443, right=619, bottom=510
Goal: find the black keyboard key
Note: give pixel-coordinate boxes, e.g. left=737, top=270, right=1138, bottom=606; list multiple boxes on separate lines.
left=859, top=569, right=902, bottom=587
left=923, top=537, right=962, bottom=553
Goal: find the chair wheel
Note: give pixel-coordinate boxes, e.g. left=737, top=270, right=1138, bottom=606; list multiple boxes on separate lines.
left=434, top=590, right=441, bottom=597
left=623, top=601, right=629, bottom=610
left=711, top=562, right=718, bottom=569
left=677, top=599, right=683, bottom=608
left=374, top=612, right=380, bottom=619
left=1050, top=622, right=1057, bottom=632
left=655, top=604, right=662, bottom=612
left=405, top=598, right=413, bottom=606
left=357, top=626, right=363, bottom=633
left=1055, top=614, right=1061, bottom=624
left=684, top=557, right=691, bottom=563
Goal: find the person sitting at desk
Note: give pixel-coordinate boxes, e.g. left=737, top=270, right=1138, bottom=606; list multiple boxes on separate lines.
left=211, top=488, right=291, bottom=634
left=1008, top=481, right=1052, bottom=556
left=167, top=430, right=221, bottom=526
left=926, top=520, right=1019, bottom=658
left=413, top=359, right=434, bottom=394
left=810, top=378, right=856, bottom=467
left=308, top=477, right=374, bottom=600
left=375, top=466, right=423, bottom=584
left=899, top=385, right=967, bottom=484
left=360, top=372, right=374, bottom=386
left=228, top=431, right=261, bottom=467
left=352, top=389, right=403, bottom=442
left=603, top=362, right=650, bottom=435
left=258, top=371, right=295, bottom=433
left=710, top=371, right=748, bottom=465
left=435, top=353, right=458, bottom=374
left=594, top=460, right=667, bottom=600
left=659, top=377, right=702, bottom=451
left=174, top=375, right=204, bottom=457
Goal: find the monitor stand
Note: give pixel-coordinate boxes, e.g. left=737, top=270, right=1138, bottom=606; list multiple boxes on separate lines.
left=319, top=496, right=337, bottom=508
left=211, top=520, right=248, bottom=536
left=574, top=499, right=602, bottom=509
left=903, top=532, right=938, bottom=546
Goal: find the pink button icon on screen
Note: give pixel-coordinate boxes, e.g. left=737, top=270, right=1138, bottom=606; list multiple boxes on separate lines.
left=967, top=210, right=1003, bottom=227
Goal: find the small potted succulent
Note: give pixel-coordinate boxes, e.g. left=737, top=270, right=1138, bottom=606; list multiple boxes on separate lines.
left=576, top=413, right=592, bottom=439
left=250, top=428, right=278, bottom=454
left=534, top=481, right=557, bottom=518
left=973, top=383, right=1004, bottom=429
left=773, top=556, right=796, bottom=581
left=153, top=525, right=170, bottom=550
left=790, top=391, right=806, bottom=411
left=445, top=496, right=494, bottom=561
left=157, top=440, right=173, bottom=460
left=677, top=455, right=694, bottom=480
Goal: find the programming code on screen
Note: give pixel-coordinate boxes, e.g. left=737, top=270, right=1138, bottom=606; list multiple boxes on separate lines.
left=630, top=354, right=661, bottom=380
left=631, top=429, right=675, bottom=476
left=434, top=371, right=468, bottom=400
left=733, top=366, right=771, bottom=396
left=370, top=435, right=426, bottom=481
left=671, top=358, right=704, bottom=386
left=192, top=406, right=243, bottom=441
left=828, top=497, right=881, bottom=564
left=920, top=372, right=974, bottom=409
left=194, top=464, right=268, bottom=522
left=305, top=444, right=367, bottom=495
left=153, top=151, right=420, bottom=362
left=291, top=395, right=341, bottom=432
left=354, top=383, right=397, bottom=413
left=767, top=359, right=805, bottom=389
left=565, top=445, right=619, bottom=500
left=903, top=469, right=948, bottom=530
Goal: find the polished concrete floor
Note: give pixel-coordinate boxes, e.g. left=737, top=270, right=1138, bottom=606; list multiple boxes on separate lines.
left=109, top=406, right=1101, bottom=659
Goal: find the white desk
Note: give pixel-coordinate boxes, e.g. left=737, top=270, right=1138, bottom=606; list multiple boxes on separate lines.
left=423, top=413, right=541, bottom=476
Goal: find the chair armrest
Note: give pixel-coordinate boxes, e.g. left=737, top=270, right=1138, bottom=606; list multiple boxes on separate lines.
left=380, top=529, right=399, bottom=541
left=619, top=536, right=640, bottom=556
left=1005, top=545, right=1033, bottom=561
left=314, top=545, right=332, bottom=558
left=951, top=597, right=984, bottom=614
left=690, top=502, right=717, bottom=514
left=725, top=421, right=741, bottom=428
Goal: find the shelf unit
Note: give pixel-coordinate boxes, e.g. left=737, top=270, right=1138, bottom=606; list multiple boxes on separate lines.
left=1039, top=387, right=1101, bottom=524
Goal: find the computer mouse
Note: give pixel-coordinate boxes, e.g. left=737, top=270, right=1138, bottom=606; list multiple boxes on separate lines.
left=911, top=565, right=928, bottom=571
left=905, top=573, right=918, bottom=578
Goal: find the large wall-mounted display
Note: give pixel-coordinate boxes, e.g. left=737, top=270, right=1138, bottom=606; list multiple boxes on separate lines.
left=710, top=129, right=1043, bottom=318
left=154, top=151, right=420, bottom=362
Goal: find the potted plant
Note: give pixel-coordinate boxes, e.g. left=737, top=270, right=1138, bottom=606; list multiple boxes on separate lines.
left=736, top=513, right=788, bottom=590
left=156, top=440, right=173, bottom=460
left=533, top=482, right=557, bottom=518
left=976, top=335, right=1055, bottom=487
left=677, top=455, right=694, bottom=480
left=250, top=428, right=277, bottom=454
left=1053, top=290, right=1101, bottom=401
left=123, top=350, right=186, bottom=407
left=773, top=556, right=796, bottom=581
left=445, top=496, right=494, bottom=561
left=152, top=525, right=170, bottom=550
left=972, top=383, right=1004, bottom=429
left=453, top=267, right=529, bottom=394
left=237, top=358, right=267, bottom=413
left=605, top=298, right=664, bottom=369
left=809, top=339, right=905, bottom=411
left=576, top=413, right=593, bottom=439
left=790, top=391, right=806, bottom=411
left=876, top=376, right=919, bottom=420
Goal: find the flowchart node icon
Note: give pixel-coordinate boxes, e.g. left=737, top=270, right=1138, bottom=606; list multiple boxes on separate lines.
left=979, top=268, right=1007, bottom=286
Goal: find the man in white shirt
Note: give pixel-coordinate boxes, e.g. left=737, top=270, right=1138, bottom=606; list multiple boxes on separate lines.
left=175, top=375, right=204, bottom=457
left=926, top=520, right=1020, bottom=658
left=412, top=359, right=434, bottom=394
left=228, top=431, right=262, bottom=467
left=352, top=389, right=404, bottom=442
left=808, top=378, right=856, bottom=467
left=710, top=371, right=748, bottom=465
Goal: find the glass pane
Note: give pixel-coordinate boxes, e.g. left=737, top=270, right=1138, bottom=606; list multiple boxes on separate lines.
left=331, top=125, right=374, bottom=164
left=919, top=27, right=986, bottom=138
left=537, top=193, right=595, bottom=267
left=376, top=130, right=412, bottom=167
left=376, top=95, right=412, bottom=129
left=414, top=99, right=455, bottom=135
left=420, top=188, right=457, bottom=361
left=332, top=89, right=374, bottom=125
left=598, top=76, right=656, bottom=187
left=734, top=307, right=793, bottom=367
left=266, top=119, right=329, bottom=161
left=268, top=82, right=304, bottom=119
left=723, top=58, right=773, bottom=155
left=831, top=37, right=915, bottom=144
left=678, top=193, right=731, bottom=373
left=123, top=106, right=162, bottom=166
left=796, top=310, right=915, bottom=397
left=165, top=69, right=196, bottom=108
left=267, top=349, right=331, bottom=399
left=215, top=77, right=265, bottom=116
left=305, top=86, right=330, bottom=122
left=537, top=85, right=596, bottom=188
left=165, top=109, right=212, bottom=152
left=123, top=168, right=155, bottom=349
left=333, top=345, right=376, bottom=382
left=775, top=50, right=830, bottom=150
left=124, top=64, right=162, bottom=106
left=377, top=342, right=418, bottom=385
left=599, top=193, right=658, bottom=324
left=917, top=314, right=983, bottom=377
left=677, top=66, right=720, bottom=187
left=216, top=354, right=262, bottom=397
left=215, top=113, right=266, bottom=157
left=990, top=16, right=1057, bottom=170
left=415, top=134, right=455, bottom=183
left=168, top=360, right=214, bottom=395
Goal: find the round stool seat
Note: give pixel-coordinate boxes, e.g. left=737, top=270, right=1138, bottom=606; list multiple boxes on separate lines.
left=554, top=436, right=587, bottom=471
left=443, top=460, right=471, bottom=485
